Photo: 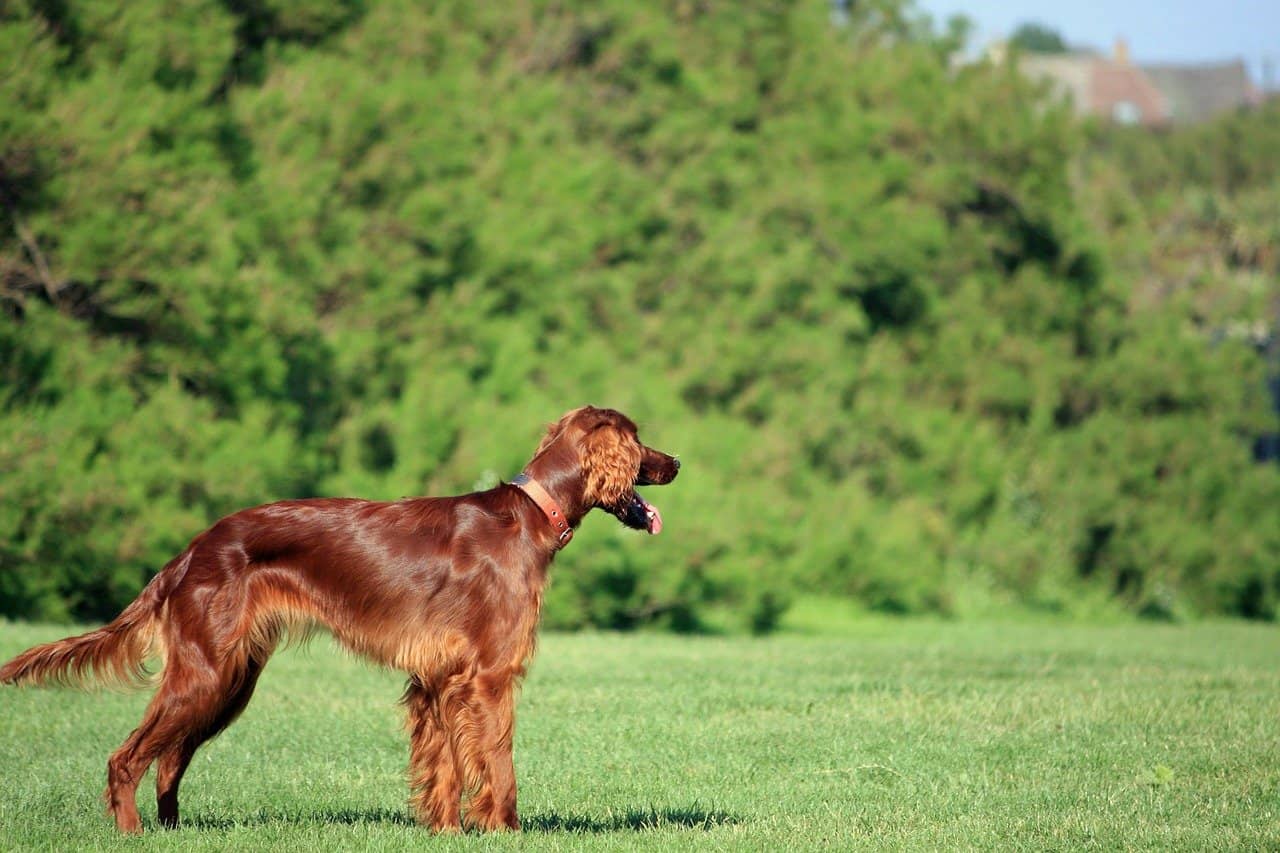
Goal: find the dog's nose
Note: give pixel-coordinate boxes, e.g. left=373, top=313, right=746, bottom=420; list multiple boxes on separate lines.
left=673, top=458, right=681, bottom=471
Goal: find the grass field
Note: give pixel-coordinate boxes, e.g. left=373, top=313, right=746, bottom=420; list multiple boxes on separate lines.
left=1, top=617, right=1278, bottom=851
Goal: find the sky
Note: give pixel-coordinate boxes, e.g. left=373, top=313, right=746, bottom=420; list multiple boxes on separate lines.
left=914, top=0, right=1278, bottom=84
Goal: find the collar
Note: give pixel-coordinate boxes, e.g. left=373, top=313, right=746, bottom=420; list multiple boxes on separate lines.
left=510, top=473, right=573, bottom=548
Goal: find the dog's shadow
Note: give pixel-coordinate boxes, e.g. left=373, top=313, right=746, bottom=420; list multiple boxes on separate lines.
left=183, top=807, right=413, bottom=831
left=182, top=804, right=738, bottom=834
left=525, top=805, right=737, bottom=833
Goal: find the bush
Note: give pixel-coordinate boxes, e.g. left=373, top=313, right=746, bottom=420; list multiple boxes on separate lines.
left=1, top=0, right=1276, bottom=628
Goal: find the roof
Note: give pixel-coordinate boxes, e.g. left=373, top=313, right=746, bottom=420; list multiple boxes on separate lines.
left=1090, top=61, right=1167, bottom=125
left=1141, top=61, right=1257, bottom=124
left=1018, top=53, right=1168, bottom=125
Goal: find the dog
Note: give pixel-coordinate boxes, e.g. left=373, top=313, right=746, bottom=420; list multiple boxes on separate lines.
left=0, top=406, right=679, bottom=833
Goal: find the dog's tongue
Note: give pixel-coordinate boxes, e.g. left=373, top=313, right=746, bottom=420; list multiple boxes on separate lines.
left=642, top=497, right=663, bottom=535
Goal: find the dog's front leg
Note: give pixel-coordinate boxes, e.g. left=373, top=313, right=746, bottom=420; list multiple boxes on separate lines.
left=404, top=682, right=462, bottom=832
left=458, top=671, right=520, bottom=831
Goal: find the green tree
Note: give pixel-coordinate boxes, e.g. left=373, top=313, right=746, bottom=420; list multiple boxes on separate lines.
left=1010, top=22, right=1070, bottom=54
left=1, top=0, right=1275, bottom=628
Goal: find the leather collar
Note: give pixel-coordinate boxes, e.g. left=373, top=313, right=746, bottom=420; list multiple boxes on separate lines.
left=510, top=473, right=573, bottom=548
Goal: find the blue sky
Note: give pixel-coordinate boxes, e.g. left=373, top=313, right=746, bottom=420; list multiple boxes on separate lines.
left=914, top=0, right=1278, bottom=82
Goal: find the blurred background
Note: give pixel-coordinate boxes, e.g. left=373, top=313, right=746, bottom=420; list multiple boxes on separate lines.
left=1, top=0, right=1276, bottom=633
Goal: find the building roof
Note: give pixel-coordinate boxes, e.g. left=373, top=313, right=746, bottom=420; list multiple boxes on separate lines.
left=1017, top=51, right=1168, bottom=126
left=1141, top=62, right=1258, bottom=124
left=1091, top=60, right=1167, bottom=125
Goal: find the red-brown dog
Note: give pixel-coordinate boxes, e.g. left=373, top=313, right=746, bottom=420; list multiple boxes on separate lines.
left=1, top=406, right=679, bottom=833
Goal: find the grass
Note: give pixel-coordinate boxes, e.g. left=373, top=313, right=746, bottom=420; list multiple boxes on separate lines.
left=1, top=618, right=1278, bottom=850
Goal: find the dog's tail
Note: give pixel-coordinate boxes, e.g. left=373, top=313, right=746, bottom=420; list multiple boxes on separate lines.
left=0, top=546, right=194, bottom=689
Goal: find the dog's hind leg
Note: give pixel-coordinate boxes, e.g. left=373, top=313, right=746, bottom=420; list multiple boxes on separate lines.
left=155, top=657, right=265, bottom=828
left=104, top=663, right=217, bottom=832
left=105, top=601, right=263, bottom=835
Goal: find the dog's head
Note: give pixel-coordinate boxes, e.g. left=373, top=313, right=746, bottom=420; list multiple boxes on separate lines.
left=533, top=406, right=679, bottom=533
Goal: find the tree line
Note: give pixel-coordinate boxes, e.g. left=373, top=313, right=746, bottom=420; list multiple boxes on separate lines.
left=2, top=0, right=1277, bottom=629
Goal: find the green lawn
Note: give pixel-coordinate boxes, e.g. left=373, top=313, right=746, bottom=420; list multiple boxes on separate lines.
left=1, top=618, right=1277, bottom=850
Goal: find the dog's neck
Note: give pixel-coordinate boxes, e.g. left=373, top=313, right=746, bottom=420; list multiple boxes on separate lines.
left=510, top=474, right=573, bottom=548
left=524, top=440, right=588, bottom=507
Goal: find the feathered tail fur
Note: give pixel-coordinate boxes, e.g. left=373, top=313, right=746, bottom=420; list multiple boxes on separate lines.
left=0, top=547, right=192, bottom=689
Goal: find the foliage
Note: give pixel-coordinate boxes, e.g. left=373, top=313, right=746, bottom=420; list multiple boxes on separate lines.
left=1009, top=22, right=1070, bottom=54
left=1086, top=100, right=1280, bottom=198
left=1, top=0, right=1276, bottom=629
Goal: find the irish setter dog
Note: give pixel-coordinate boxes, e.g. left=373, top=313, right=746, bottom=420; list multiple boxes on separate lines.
left=0, top=406, right=679, bottom=833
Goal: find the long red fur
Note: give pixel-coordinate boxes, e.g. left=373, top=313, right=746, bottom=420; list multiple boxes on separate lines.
left=0, top=406, right=679, bottom=834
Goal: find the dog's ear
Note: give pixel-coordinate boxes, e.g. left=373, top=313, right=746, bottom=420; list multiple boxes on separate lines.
left=534, top=421, right=564, bottom=458
left=583, top=424, right=641, bottom=507
left=534, top=407, right=589, bottom=457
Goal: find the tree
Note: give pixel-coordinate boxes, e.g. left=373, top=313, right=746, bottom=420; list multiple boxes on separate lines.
left=1010, top=22, right=1069, bottom=54
left=0, top=0, right=1275, bottom=628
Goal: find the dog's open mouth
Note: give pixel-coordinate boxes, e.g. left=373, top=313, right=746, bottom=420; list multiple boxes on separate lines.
left=642, top=496, right=662, bottom=535
left=618, top=492, right=663, bottom=534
